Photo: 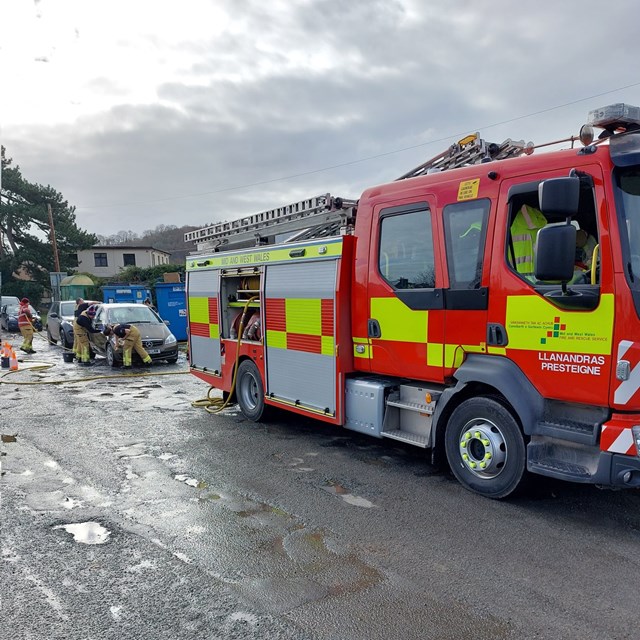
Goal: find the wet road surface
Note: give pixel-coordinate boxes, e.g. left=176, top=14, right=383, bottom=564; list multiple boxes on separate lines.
left=1, top=331, right=640, bottom=639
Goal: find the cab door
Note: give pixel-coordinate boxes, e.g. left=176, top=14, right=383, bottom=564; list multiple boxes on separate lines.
left=489, top=166, right=614, bottom=406
left=441, top=198, right=492, bottom=375
left=365, top=198, right=446, bottom=382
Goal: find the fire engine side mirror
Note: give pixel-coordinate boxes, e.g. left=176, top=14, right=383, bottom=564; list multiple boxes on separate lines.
left=538, top=176, right=580, bottom=218
left=534, top=224, right=576, bottom=282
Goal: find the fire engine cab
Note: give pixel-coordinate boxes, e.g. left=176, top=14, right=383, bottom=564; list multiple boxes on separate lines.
left=186, top=103, right=640, bottom=499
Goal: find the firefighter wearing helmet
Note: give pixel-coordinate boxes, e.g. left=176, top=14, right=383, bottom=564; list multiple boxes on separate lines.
left=103, top=323, right=152, bottom=369
left=73, top=304, right=101, bottom=366
left=17, top=297, right=36, bottom=354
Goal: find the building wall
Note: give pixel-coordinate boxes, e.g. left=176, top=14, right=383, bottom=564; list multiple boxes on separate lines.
left=76, top=247, right=171, bottom=277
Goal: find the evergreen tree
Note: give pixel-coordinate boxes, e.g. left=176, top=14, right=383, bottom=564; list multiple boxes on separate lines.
left=0, top=147, right=96, bottom=303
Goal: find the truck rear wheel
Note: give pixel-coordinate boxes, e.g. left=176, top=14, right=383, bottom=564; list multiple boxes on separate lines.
left=445, top=397, right=527, bottom=499
left=236, top=359, right=266, bottom=421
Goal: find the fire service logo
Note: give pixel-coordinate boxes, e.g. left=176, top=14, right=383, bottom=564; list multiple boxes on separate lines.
left=539, top=316, right=565, bottom=345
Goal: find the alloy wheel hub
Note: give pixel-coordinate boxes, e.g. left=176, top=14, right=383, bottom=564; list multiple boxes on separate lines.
left=458, top=419, right=507, bottom=478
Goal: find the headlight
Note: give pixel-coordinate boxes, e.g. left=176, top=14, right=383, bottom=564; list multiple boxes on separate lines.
left=165, top=333, right=177, bottom=345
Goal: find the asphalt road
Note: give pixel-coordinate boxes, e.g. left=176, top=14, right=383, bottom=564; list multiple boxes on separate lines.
left=1, top=333, right=639, bottom=640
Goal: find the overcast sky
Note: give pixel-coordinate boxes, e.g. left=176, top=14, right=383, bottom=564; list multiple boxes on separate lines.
left=3, top=0, right=640, bottom=241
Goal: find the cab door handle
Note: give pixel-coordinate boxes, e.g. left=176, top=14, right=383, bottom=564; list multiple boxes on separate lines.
left=368, top=319, right=381, bottom=338
left=487, top=323, right=508, bottom=346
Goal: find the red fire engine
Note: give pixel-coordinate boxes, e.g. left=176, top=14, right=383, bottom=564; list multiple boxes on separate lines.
left=186, top=103, right=640, bottom=498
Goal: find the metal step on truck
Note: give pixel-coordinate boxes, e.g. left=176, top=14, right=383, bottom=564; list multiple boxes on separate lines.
left=185, top=103, right=640, bottom=499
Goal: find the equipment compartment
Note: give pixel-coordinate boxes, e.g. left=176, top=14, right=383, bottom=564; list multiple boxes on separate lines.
left=220, top=268, right=263, bottom=342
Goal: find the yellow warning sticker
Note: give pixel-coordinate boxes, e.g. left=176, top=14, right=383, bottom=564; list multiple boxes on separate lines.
left=457, top=179, right=480, bottom=201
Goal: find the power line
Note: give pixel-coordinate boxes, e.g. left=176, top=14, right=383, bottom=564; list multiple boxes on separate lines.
left=76, top=82, right=640, bottom=210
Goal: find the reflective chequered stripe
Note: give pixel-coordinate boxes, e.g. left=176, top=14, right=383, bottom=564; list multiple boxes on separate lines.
left=264, top=261, right=337, bottom=414
left=187, top=269, right=221, bottom=373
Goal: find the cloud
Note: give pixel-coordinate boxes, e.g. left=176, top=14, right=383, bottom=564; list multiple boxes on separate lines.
left=4, top=0, right=640, bottom=239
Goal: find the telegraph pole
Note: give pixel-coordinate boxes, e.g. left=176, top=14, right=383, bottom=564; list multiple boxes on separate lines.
left=47, top=203, right=61, bottom=273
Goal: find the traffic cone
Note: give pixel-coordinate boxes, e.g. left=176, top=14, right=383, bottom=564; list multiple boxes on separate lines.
left=0, top=344, right=9, bottom=369
left=9, top=349, right=18, bottom=371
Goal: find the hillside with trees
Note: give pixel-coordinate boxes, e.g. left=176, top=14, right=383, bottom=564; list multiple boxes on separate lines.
left=96, top=224, right=199, bottom=264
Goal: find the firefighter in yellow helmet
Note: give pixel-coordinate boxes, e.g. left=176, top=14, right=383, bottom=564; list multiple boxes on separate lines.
left=73, top=304, right=101, bottom=366
left=17, top=298, right=36, bottom=354
left=103, top=323, right=152, bottom=369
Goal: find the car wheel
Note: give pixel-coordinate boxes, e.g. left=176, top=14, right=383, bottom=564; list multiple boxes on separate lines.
left=47, top=327, right=57, bottom=345
left=236, top=359, right=267, bottom=421
left=444, top=396, right=528, bottom=500
left=106, top=343, right=119, bottom=368
left=166, top=356, right=178, bottom=364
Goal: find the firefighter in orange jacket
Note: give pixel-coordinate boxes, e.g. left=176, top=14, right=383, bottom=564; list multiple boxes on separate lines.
left=18, top=298, right=36, bottom=354
left=73, top=305, right=100, bottom=366
left=103, top=323, right=152, bottom=368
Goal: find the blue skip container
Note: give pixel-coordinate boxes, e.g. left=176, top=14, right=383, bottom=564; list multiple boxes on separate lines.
left=155, top=283, right=187, bottom=341
left=102, top=285, right=151, bottom=304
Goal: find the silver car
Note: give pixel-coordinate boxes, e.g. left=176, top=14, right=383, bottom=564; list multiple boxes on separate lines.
left=89, top=303, right=179, bottom=366
left=46, top=300, right=77, bottom=349
left=47, top=300, right=101, bottom=352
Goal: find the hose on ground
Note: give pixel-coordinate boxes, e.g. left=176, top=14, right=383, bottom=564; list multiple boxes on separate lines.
left=191, top=296, right=257, bottom=414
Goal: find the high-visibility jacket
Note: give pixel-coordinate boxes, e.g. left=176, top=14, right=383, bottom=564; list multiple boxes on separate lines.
left=576, top=232, right=598, bottom=270
left=510, top=205, right=547, bottom=277
left=17, top=303, right=33, bottom=327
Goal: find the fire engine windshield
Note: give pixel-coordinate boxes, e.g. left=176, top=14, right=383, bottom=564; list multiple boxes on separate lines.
left=615, top=166, right=640, bottom=283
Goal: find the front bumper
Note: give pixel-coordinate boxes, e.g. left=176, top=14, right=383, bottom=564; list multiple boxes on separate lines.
left=528, top=436, right=640, bottom=489
left=113, top=346, right=179, bottom=362
left=150, top=348, right=178, bottom=361
left=610, top=454, right=640, bottom=488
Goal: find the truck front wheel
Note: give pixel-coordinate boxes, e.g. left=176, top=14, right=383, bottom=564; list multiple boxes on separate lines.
left=445, top=397, right=527, bottom=499
left=236, top=359, right=266, bottom=421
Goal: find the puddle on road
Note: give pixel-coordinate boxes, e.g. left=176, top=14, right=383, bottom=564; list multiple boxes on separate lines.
left=116, top=443, right=150, bottom=459
left=323, top=482, right=376, bottom=508
left=198, top=493, right=221, bottom=502
left=272, top=452, right=317, bottom=473
left=68, top=381, right=193, bottom=413
left=229, top=524, right=384, bottom=612
left=175, top=474, right=207, bottom=489
left=233, top=576, right=331, bottom=614
left=62, top=497, right=83, bottom=509
left=227, top=612, right=258, bottom=625
left=53, top=521, right=111, bottom=544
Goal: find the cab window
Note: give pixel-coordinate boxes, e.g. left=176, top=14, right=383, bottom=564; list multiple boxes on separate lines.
left=506, top=179, right=599, bottom=286
left=443, top=200, right=490, bottom=289
left=378, top=206, right=435, bottom=289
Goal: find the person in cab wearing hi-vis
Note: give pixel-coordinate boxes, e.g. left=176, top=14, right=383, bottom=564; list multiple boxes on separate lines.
left=510, top=204, right=547, bottom=280
left=103, top=323, right=152, bottom=369
left=73, top=305, right=101, bottom=366
left=18, top=297, right=36, bottom=354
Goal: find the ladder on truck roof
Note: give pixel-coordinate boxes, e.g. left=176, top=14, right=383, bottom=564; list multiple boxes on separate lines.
left=185, top=133, right=533, bottom=253
left=397, top=132, right=533, bottom=180
left=185, top=193, right=357, bottom=253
